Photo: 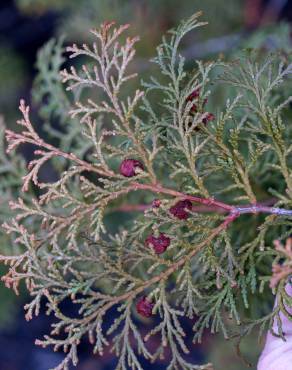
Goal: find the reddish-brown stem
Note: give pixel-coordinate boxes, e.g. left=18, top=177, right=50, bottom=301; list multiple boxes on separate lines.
left=111, top=204, right=150, bottom=212
left=130, top=182, right=233, bottom=211
left=129, top=182, right=292, bottom=217
left=114, top=197, right=279, bottom=215
left=112, top=203, right=227, bottom=214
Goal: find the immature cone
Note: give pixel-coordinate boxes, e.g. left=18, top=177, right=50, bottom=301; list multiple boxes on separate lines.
left=202, top=112, right=215, bottom=124
left=192, top=112, right=215, bottom=132
left=136, top=297, right=154, bottom=317
left=119, top=159, right=144, bottom=177
left=186, top=88, right=201, bottom=113
left=186, top=89, right=214, bottom=132
left=145, top=232, right=170, bottom=254
left=169, top=199, right=192, bottom=220
left=152, top=199, right=161, bottom=208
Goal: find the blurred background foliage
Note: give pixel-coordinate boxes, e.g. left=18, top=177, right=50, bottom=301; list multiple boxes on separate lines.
left=0, top=0, right=291, bottom=369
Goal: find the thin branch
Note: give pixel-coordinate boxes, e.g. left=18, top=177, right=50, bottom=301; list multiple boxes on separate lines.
left=129, top=182, right=292, bottom=217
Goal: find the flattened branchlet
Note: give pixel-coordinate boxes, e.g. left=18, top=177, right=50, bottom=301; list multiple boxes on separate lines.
left=1, top=12, right=292, bottom=370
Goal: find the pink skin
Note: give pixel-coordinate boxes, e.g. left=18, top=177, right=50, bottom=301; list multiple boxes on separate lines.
left=258, top=283, right=292, bottom=370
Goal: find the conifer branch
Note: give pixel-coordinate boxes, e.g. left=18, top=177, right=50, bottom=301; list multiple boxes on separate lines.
left=1, top=13, right=292, bottom=370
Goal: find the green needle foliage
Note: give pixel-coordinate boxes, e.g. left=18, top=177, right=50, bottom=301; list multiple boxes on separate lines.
left=1, top=12, right=292, bottom=370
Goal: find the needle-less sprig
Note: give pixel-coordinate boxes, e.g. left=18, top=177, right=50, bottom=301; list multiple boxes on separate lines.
left=1, top=12, right=292, bottom=370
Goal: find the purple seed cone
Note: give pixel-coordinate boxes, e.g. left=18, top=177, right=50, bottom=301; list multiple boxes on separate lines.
left=119, top=159, right=144, bottom=177
left=136, top=297, right=154, bottom=317
left=188, top=89, right=200, bottom=100
left=169, top=199, right=192, bottom=220
left=152, top=199, right=161, bottom=208
left=186, top=88, right=200, bottom=113
left=202, top=112, right=215, bottom=124
left=145, top=233, right=170, bottom=254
